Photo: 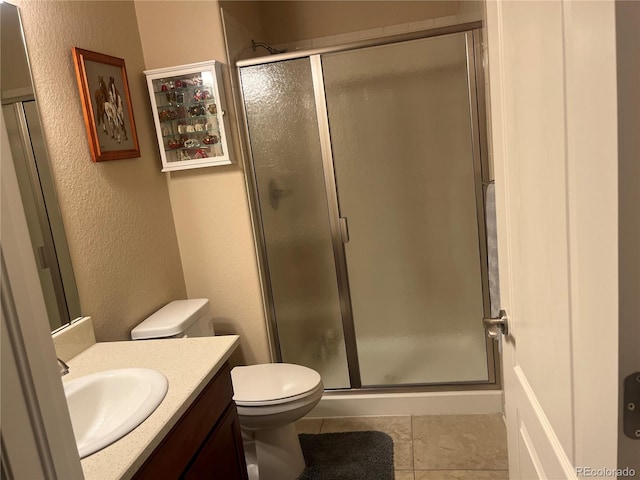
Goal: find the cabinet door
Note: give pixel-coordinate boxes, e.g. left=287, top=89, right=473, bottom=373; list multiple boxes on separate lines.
left=182, top=405, right=248, bottom=480
left=133, top=363, right=234, bottom=480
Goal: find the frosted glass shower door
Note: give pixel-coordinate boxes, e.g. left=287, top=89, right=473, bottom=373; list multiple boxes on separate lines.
left=240, top=59, right=350, bottom=389
left=322, top=33, right=489, bottom=385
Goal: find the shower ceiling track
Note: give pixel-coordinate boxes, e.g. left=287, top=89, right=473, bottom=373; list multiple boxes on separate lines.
left=237, top=21, right=482, bottom=67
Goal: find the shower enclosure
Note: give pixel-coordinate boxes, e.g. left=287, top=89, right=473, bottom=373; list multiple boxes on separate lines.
left=238, top=25, right=496, bottom=391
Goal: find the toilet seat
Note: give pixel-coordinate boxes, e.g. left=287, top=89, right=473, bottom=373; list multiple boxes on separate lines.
left=232, top=363, right=322, bottom=407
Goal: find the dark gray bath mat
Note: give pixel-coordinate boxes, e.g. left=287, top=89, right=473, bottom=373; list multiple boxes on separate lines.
left=298, top=431, right=394, bottom=480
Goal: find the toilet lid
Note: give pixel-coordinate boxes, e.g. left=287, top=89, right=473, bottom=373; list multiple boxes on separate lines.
left=231, top=364, right=322, bottom=405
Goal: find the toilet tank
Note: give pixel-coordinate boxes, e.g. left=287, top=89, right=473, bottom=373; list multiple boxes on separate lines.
left=131, top=299, right=214, bottom=340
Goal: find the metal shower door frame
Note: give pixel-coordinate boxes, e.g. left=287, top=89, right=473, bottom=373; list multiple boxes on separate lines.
left=2, top=102, right=73, bottom=327
left=237, top=23, right=501, bottom=392
left=309, top=55, right=362, bottom=388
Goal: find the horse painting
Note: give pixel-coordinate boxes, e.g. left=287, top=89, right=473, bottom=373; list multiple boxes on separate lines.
left=94, top=75, right=128, bottom=143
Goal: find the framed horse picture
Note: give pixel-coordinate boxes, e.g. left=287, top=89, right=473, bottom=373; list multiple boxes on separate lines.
left=72, top=48, right=139, bottom=162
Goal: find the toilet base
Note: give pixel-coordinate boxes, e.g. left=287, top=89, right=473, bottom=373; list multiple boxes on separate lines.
left=242, top=436, right=259, bottom=480
left=244, top=423, right=306, bottom=480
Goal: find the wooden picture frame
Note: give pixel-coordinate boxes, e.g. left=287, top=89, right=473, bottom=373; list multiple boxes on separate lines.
left=72, top=47, right=140, bottom=162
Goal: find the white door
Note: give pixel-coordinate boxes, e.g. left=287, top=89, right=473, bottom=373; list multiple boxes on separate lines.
left=485, top=1, right=620, bottom=479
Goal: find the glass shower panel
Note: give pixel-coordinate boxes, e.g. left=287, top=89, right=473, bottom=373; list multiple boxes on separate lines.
left=240, top=59, right=350, bottom=389
left=322, top=33, right=488, bottom=385
left=3, top=104, right=63, bottom=330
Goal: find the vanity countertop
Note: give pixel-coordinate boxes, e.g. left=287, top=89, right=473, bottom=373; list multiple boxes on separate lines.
left=64, top=335, right=240, bottom=480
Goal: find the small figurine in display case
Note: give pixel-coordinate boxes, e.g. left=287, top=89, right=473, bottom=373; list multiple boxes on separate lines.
left=193, top=89, right=211, bottom=101
left=188, top=104, right=206, bottom=117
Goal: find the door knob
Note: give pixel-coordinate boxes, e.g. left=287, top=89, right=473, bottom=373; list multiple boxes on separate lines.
left=483, top=310, right=509, bottom=336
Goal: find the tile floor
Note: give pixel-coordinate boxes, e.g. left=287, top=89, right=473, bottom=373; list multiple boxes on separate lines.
left=296, top=414, right=509, bottom=480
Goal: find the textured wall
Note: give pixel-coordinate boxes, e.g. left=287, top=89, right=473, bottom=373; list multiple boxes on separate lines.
left=14, top=1, right=187, bottom=341
left=134, top=1, right=271, bottom=366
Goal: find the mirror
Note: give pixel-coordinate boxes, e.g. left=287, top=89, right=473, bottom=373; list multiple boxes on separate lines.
left=1, top=2, right=81, bottom=331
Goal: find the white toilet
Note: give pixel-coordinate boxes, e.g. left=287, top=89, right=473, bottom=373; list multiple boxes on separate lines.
left=131, top=299, right=323, bottom=480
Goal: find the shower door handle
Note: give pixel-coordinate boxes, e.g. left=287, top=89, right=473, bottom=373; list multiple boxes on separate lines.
left=339, top=217, right=350, bottom=243
left=36, top=245, right=49, bottom=270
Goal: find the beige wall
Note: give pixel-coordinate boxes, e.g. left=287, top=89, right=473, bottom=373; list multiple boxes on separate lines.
left=220, top=0, right=265, bottom=42
left=14, top=1, right=186, bottom=341
left=134, top=1, right=271, bottom=366
left=1, top=4, right=32, bottom=96
left=257, top=1, right=466, bottom=44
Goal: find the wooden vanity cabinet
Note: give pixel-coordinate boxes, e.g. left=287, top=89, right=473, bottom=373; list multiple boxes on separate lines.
left=133, top=362, right=248, bottom=480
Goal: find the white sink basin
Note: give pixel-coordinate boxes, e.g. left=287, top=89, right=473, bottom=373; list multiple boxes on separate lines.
left=63, top=368, right=168, bottom=459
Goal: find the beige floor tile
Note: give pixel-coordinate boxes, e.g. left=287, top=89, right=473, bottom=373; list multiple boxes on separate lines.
left=413, top=414, right=508, bottom=470
left=395, top=470, right=416, bottom=480
left=321, top=416, right=413, bottom=470
left=295, top=418, right=323, bottom=434
left=415, top=471, right=509, bottom=480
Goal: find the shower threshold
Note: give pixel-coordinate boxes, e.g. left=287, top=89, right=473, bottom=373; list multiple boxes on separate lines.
left=308, top=389, right=503, bottom=418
